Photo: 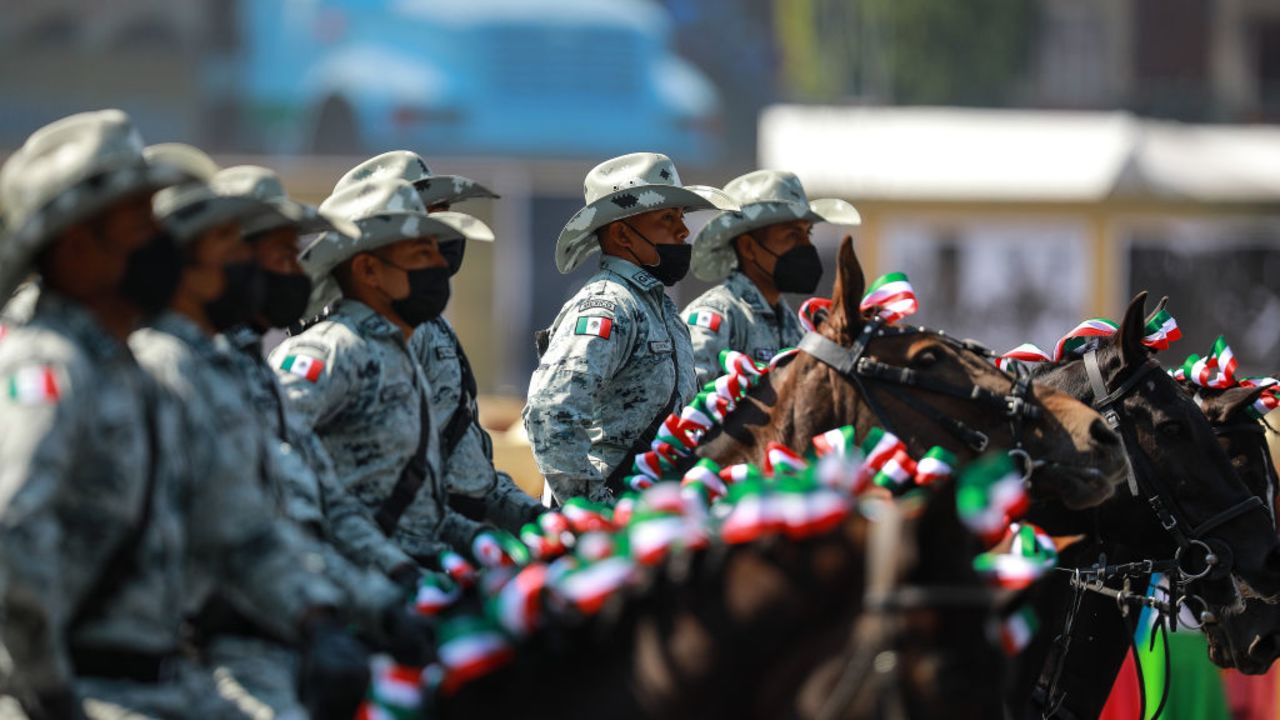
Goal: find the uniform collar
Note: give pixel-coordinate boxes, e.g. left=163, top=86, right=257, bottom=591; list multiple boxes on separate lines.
left=725, top=270, right=779, bottom=317
left=35, top=289, right=132, bottom=362
left=600, top=254, right=665, bottom=295
left=334, top=298, right=403, bottom=339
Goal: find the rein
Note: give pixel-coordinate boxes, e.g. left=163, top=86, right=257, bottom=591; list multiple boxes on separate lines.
left=1034, top=348, right=1266, bottom=718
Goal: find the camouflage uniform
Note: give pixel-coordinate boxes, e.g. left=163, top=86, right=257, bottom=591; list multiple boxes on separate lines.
left=206, top=326, right=414, bottom=720
left=130, top=312, right=351, bottom=717
left=409, top=317, right=542, bottom=531
left=271, top=299, right=486, bottom=563
left=221, top=325, right=416, bottom=576
left=523, top=255, right=697, bottom=504
left=681, top=270, right=803, bottom=387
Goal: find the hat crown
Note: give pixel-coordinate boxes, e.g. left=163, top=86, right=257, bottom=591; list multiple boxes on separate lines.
left=334, top=151, right=432, bottom=194
left=583, top=152, right=682, bottom=204
left=144, top=143, right=219, bottom=182
left=321, top=178, right=427, bottom=222
left=213, top=165, right=288, bottom=203
left=723, top=170, right=811, bottom=208
left=1, top=109, right=146, bottom=227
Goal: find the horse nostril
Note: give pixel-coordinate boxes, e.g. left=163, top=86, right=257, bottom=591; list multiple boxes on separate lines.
left=1089, top=419, right=1120, bottom=447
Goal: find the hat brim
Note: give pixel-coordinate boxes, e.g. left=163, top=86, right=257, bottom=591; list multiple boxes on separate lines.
left=300, top=210, right=489, bottom=316
left=691, top=198, right=861, bottom=282
left=555, top=184, right=737, bottom=274
left=1, top=162, right=185, bottom=302
left=413, top=174, right=501, bottom=209
left=163, top=195, right=283, bottom=244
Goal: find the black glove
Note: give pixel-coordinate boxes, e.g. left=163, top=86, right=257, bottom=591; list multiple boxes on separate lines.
left=380, top=605, right=436, bottom=667
left=388, top=563, right=423, bottom=597
left=298, top=616, right=371, bottom=720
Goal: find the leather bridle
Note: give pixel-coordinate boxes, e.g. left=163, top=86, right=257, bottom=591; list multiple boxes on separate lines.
left=798, top=318, right=1042, bottom=474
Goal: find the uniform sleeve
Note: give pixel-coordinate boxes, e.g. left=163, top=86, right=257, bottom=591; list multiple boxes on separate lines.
left=302, top=430, right=417, bottom=575
left=268, top=331, right=352, bottom=431
left=0, top=357, right=77, bottom=698
left=683, top=299, right=736, bottom=389
left=522, top=296, right=636, bottom=502
left=173, top=368, right=344, bottom=641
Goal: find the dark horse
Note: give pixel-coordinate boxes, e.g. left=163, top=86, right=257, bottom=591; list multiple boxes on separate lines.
left=1189, top=381, right=1280, bottom=674
left=1007, top=294, right=1280, bottom=719
left=439, top=238, right=1127, bottom=720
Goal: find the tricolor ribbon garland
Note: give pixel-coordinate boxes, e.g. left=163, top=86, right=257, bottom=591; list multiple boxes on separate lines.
left=997, top=310, right=1184, bottom=370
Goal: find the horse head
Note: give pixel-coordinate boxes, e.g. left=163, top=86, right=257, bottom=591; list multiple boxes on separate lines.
left=700, top=235, right=1127, bottom=510
left=1186, top=382, right=1280, bottom=674
left=1030, top=292, right=1280, bottom=607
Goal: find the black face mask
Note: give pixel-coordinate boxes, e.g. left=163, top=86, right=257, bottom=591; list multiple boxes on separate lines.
left=119, top=231, right=182, bottom=317
left=756, top=242, right=823, bottom=294
left=439, top=239, right=466, bottom=277
left=259, top=271, right=312, bottom=330
left=623, top=221, right=690, bottom=286
left=377, top=256, right=451, bottom=327
left=205, top=261, right=266, bottom=332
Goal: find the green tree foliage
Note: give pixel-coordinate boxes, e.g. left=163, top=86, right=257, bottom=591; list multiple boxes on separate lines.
left=776, top=0, right=1036, bottom=106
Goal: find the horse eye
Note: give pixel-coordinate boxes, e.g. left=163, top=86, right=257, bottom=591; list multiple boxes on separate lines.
left=910, top=350, right=939, bottom=368
left=1158, top=421, right=1183, bottom=439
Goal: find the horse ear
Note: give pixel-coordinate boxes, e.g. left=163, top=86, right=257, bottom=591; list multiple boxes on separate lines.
left=1118, top=291, right=1150, bottom=367
left=1201, top=386, right=1268, bottom=425
left=1143, top=295, right=1169, bottom=327
left=825, top=235, right=866, bottom=340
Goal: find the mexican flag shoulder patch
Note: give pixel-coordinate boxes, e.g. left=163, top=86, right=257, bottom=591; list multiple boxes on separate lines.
left=6, top=364, right=61, bottom=405
left=575, top=316, right=613, bottom=339
left=686, top=309, right=723, bottom=331
left=280, top=353, right=326, bottom=382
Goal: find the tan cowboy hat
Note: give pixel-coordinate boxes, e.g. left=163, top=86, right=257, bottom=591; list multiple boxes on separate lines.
left=143, top=143, right=222, bottom=182
left=334, top=150, right=500, bottom=211
left=212, top=165, right=359, bottom=239
left=0, top=109, right=188, bottom=301
left=691, top=170, right=861, bottom=282
left=555, top=152, right=737, bottom=274
left=301, top=178, right=494, bottom=316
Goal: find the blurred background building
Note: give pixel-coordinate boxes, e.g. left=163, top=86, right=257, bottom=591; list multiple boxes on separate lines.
left=2, top=0, right=1279, bottom=401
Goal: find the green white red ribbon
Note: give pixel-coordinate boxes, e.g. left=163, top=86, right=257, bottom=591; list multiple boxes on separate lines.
left=764, top=441, right=808, bottom=476
left=549, top=554, right=636, bottom=616
left=1180, top=335, right=1238, bottom=389
left=560, top=497, right=615, bottom=533
left=438, top=551, right=477, bottom=588
left=436, top=615, right=515, bottom=696
left=995, top=343, right=1054, bottom=371
left=972, top=522, right=1058, bottom=590
left=956, top=453, right=1029, bottom=548
left=1142, top=309, right=1182, bottom=351
left=798, top=297, right=833, bottom=333
left=357, top=656, right=424, bottom=720
left=681, top=457, right=728, bottom=503
left=414, top=573, right=461, bottom=616
left=486, top=563, right=548, bottom=638
left=915, top=447, right=958, bottom=487
left=812, top=425, right=857, bottom=459
left=999, top=606, right=1040, bottom=656
left=1053, top=318, right=1118, bottom=360
left=1240, top=377, right=1279, bottom=419
left=860, top=272, right=918, bottom=323
left=1001, top=309, right=1183, bottom=372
